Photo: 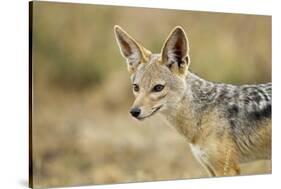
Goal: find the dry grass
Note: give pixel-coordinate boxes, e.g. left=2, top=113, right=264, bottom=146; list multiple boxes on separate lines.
left=31, top=2, right=271, bottom=188
left=32, top=71, right=271, bottom=188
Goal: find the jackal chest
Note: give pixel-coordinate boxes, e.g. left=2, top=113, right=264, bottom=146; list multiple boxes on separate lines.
left=189, top=144, right=209, bottom=163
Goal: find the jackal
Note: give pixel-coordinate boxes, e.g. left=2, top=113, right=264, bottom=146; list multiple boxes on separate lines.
left=114, top=25, right=271, bottom=177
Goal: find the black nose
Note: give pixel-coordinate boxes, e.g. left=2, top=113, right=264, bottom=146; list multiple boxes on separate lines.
left=130, top=107, right=141, bottom=118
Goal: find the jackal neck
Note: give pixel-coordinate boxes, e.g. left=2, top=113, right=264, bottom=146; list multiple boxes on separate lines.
left=160, top=71, right=216, bottom=142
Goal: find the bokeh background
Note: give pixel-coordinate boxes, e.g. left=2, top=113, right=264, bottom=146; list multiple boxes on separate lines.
left=31, top=1, right=272, bottom=188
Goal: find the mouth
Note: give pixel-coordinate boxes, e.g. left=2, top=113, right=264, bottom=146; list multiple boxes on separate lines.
left=137, top=105, right=163, bottom=120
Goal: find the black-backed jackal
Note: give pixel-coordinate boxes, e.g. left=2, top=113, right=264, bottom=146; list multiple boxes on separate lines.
left=114, top=25, right=271, bottom=177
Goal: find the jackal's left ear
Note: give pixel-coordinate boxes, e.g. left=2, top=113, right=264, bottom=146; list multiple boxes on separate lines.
left=114, top=25, right=151, bottom=73
left=161, top=26, right=190, bottom=75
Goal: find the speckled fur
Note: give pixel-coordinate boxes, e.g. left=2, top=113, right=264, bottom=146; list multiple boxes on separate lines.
left=114, top=25, right=271, bottom=177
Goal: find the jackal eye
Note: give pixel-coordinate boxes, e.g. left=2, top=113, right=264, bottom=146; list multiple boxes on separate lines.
left=152, top=84, right=165, bottom=92
left=133, top=84, right=140, bottom=92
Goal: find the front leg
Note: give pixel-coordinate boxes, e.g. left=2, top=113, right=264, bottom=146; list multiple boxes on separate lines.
left=190, top=143, right=240, bottom=177
left=206, top=147, right=240, bottom=176
left=189, top=144, right=216, bottom=176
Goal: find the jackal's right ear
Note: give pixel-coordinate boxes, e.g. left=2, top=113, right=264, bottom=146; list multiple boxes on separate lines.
left=114, top=25, right=151, bottom=73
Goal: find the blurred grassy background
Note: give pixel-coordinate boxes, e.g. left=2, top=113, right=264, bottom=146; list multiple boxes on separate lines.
left=31, top=1, right=271, bottom=188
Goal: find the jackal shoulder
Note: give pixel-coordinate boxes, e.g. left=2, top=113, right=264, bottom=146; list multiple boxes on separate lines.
left=186, top=72, right=271, bottom=125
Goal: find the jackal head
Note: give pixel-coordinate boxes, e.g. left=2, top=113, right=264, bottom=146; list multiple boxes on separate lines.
left=114, top=25, right=190, bottom=120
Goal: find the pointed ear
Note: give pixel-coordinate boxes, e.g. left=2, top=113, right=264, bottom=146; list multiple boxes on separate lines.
left=161, top=26, right=190, bottom=75
left=114, top=25, right=151, bottom=73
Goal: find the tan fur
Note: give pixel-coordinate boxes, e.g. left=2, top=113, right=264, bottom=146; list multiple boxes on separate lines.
left=189, top=109, right=241, bottom=176
left=167, top=102, right=241, bottom=176
left=114, top=25, right=271, bottom=177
